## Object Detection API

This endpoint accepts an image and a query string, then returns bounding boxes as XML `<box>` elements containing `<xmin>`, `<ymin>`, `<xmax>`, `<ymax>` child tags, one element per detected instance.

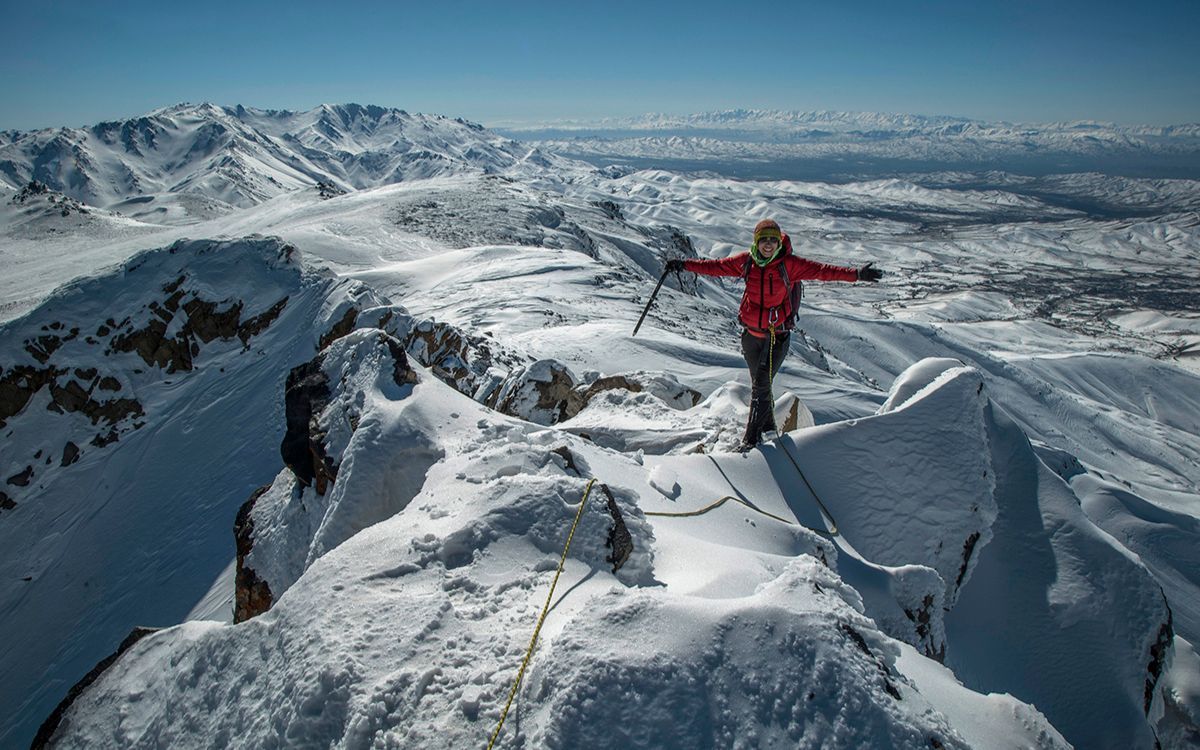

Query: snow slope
<box><xmin>3</xmin><ymin>104</ymin><xmax>1199</xmax><ymax>748</ymax></box>
<box><xmin>39</xmin><ymin>316</ymin><xmax>1078</xmax><ymax>749</ymax></box>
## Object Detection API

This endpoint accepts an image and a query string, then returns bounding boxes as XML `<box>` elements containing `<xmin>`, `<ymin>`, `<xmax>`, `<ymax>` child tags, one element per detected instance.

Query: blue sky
<box><xmin>1</xmin><ymin>0</ymin><xmax>1197</xmax><ymax>130</ymax></box>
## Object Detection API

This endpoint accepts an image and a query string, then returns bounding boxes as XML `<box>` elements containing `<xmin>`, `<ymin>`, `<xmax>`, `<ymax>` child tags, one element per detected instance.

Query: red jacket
<box><xmin>683</xmin><ymin>234</ymin><xmax>858</xmax><ymax>336</ymax></box>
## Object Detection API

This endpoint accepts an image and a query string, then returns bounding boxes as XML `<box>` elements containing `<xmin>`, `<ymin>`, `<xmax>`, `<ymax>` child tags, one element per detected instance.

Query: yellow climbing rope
<box><xmin>487</xmin><ymin>478</ymin><xmax>597</xmax><ymax>750</ymax></box>
<box><xmin>644</xmin><ymin>494</ymin><xmax>795</xmax><ymax>526</ymax></box>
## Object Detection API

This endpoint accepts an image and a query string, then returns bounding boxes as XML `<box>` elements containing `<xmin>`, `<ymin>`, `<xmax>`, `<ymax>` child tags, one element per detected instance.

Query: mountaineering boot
<box><xmin>735</xmin><ymin>438</ymin><xmax>758</xmax><ymax>453</ymax></box>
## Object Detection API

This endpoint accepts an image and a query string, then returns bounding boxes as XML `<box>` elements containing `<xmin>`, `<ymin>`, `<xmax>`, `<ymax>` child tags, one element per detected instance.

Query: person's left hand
<box><xmin>858</xmin><ymin>262</ymin><xmax>883</xmax><ymax>282</ymax></box>
<box><xmin>665</xmin><ymin>259</ymin><xmax>686</xmax><ymax>273</ymax></box>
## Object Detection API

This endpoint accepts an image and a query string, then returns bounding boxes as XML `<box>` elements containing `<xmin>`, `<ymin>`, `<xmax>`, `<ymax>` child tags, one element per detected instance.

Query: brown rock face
<box><xmin>280</xmin><ymin>357</ymin><xmax>332</xmax><ymax>491</ymax></box>
<box><xmin>318</xmin><ymin>306</ymin><xmax>359</xmax><ymax>350</ymax></box>
<box><xmin>0</xmin><ymin>366</ymin><xmax>62</xmax><ymax>428</ymax></box>
<box><xmin>405</xmin><ymin>318</ymin><xmax>529</xmax><ymax>401</ymax></box>
<box><xmin>109</xmin><ymin>283</ymin><xmax>289</xmax><ymax>372</ymax></box>
<box><xmin>233</xmin><ymin>485</ymin><xmax>275</xmax><ymax>623</ymax></box>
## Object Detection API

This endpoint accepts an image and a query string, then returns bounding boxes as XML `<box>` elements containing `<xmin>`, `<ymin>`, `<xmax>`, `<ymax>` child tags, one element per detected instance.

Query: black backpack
<box><xmin>742</xmin><ymin>257</ymin><xmax>803</xmax><ymax>330</ymax></box>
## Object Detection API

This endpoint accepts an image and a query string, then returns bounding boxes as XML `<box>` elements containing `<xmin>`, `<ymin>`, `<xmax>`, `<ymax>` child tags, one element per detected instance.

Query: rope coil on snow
<box><xmin>487</xmin><ymin>478</ymin><xmax>597</xmax><ymax>749</ymax></box>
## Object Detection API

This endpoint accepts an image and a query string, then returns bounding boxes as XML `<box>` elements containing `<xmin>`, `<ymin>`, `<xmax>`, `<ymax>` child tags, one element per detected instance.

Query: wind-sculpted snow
<box><xmin>944</xmin><ymin>402</ymin><xmax>1172</xmax><ymax>749</ymax></box>
<box><xmin>807</xmin><ymin>360</ymin><xmax>996</xmax><ymax>608</ymax></box>
<box><xmin>526</xmin><ymin>558</ymin><xmax>971</xmax><ymax>750</ymax></box>
<box><xmin>40</xmin><ymin>355</ymin><xmax>1074</xmax><ymax>749</ymax></box>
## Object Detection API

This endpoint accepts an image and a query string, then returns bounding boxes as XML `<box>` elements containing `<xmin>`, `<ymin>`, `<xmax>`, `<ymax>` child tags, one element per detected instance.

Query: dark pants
<box><xmin>740</xmin><ymin>328</ymin><xmax>789</xmax><ymax>444</ymax></box>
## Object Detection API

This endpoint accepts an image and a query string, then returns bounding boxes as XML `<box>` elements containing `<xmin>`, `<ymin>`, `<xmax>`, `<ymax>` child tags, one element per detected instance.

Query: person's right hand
<box><xmin>858</xmin><ymin>262</ymin><xmax>883</xmax><ymax>282</ymax></box>
<box><xmin>665</xmin><ymin>259</ymin><xmax>686</xmax><ymax>273</ymax></box>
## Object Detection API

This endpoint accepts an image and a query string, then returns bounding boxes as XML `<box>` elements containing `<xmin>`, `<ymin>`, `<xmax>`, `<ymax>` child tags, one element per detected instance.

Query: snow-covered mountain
<box><xmin>2</xmin><ymin>104</ymin><xmax>1200</xmax><ymax>748</ymax></box>
<box><xmin>0</xmin><ymin>103</ymin><xmax>570</xmax><ymax>221</ymax></box>
<box><xmin>498</xmin><ymin>109</ymin><xmax>1200</xmax><ymax>181</ymax></box>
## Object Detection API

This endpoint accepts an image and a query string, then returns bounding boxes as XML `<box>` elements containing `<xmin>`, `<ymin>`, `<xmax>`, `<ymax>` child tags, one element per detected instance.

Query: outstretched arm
<box><xmin>678</xmin><ymin>253</ymin><xmax>751</xmax><ymax>278</ymax></box>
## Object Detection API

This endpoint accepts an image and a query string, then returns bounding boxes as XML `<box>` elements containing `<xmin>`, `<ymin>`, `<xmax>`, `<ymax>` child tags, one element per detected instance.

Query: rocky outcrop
<box><xmin>280</xmin><ymin>357</ymin><xmax>334</xmax><ymax>492</ymax></box>
<box><xmin>9</xmin><ymin>180</ymin><xmax>88</xmax><ymax>216</ymax></box>
<box><xmin>491</xmin><ymin>359</ymin><xmax>578</xmax><ymax>426</ymax></box>
<box><xmin>404</xmin><ymin>317</ymin><xmax>530</xmax><ymax>401</ymax></box>
<box><xmin>1145</xmin><ymin>604</ymin><xmax>1174</xmax><ymax>715</ymax></box>
<box><xmin>235</xmin><ymin>328</ymin><xmax>423</xmax><ymax>621</ymax></box>
<box><xmin>562</xmin><ymin>372</ymin><xmax>701</xmax><ymax>421</ymax></box>
<box><xmin>318</xmin><ymin>306</ymin><xmax>358</xmax><ymax>351</ymax></box>
<box><xmin>109</xmin><ymin>276</ymin><xmax>288</xmax><ymax>372</ymax></box>
<box><xmin>315</xmin><ymin>180</ymin><xmax>346</xmax><ymax>199</ymax></box>
<box><xmin>233</xmin><ymin>486</ymin><xmax>274</xmax><ymax>623</ymax></box>
<box><xmin>1</xmin><ymin>248</ymin><xmax>296</xmax><ymax>524</ymax></box>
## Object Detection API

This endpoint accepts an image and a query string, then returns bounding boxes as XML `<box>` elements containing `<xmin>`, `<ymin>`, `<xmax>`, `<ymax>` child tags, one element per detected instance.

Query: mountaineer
<box><xmin>666</xmin><ymin>219</ymin><xmax>883</xmax><ymax>452</ymax></box>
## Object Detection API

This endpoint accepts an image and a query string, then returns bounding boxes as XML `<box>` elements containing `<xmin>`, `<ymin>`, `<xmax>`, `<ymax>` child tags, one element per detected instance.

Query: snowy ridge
<box><xmin>38</xmin><ymin>315</ymin><xmax>1087</xmax><ymax>748</ymax></box>
<box><xmin>0</xmin><ymin>103</ymin><xmax>576</xmax><ymax>220</ymax></box>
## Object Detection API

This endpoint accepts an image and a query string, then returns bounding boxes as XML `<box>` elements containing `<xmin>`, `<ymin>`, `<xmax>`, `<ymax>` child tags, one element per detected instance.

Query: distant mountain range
<box><xmin>0</xmin><ymin>103</ymin><xmax>567</xmax><ymax>212</ymax></box>
<box><xmin>498</xmin><ymin>107</ymin><xmax>1200</xmax><ymax>138</ymax></box>
<box><xmin>495</xmin><ymin>109</ymin><xmax>1200</xmax><ymax>180</ymax></box>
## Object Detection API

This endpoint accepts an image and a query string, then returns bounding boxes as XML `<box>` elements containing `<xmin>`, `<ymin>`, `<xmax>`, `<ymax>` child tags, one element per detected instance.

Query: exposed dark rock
<box><xmin>281</xmin><ymin>357</ymin><xmax>332</xmax><ymax>491</ymax></box>
<box><xmin>561</xmin><ymin>373</ymin><xmax>701</xmax><ymax>421</ymax></box>
<box><xmin>405</xmin><ymin>318</ymin><xmax>530</xmax><ymax>402</ymax></box>
<box><xmin>0</xmin><ymin>366</ymin><xmax>63</xmax><ymax>427</ymax></box>
<box><xmin>315</xmin><ymin>180</ymin><xmax>347</xmax><ymax>199</ymax></box>
<box><xmin>1</xmin><ymin>491</ymin><xmax>15</xmax><ymax>511</ymax></box>
<box><xmin>11</xmin><ymin>179</ymin><xmax>50</xmax><ymax>203</ymax></box>
<box><xmin>24</xmin><ymin>334</ymin><xmax>63</xmax><ymax>364</ymax></box>
<box><xmin>318</xmin><ymin>306</ymin><xmax>358</xmax><ymax>351</ymax></box>
<box><xmin>494</xmin><ymin>361</ymin><xmax>576</xmax><ymax>425</ymax></box>
<box><xmin>385</xmin><ymin>336</ymin><xmax>418</xmax><ymax>387</ymax></box>
<box><xmin>1145</xmin><ymin>604</ymin><xmax>1174</xmax><ymax>715</ymax></box>
<box><xmin>61</xmin><ymin>441</ymin><xmax>80</xmax><ymax>467</ymax></box>
<box><xmin>90</xmin><ymin>428</ymin><xmax>120</xmax><ymax>447</ymax></box>
<box><xmin>840</xmin><ymin>622</ymin><xmax>902</xmax><ymax>700</ymax></box>
<box><xmin>551</xmin><ymin>445</ymin><xmax>581</xmax><ymax>476</ymax></box>
<box><xmin>563</xmin><ymin>375</ymin><xmax>644</xmax><ymax>420</ymax></box>
<box><xmin>237</xmin><ymin>297</ymin><xmax>288</xmax><ymax>347</ymax></box>
<box><xmin>593</xmin><ymin>199</ymin><xmax>624</xmax><ymax>220</ymax></box>
<box><xmin>233</xmin><ymin>485</ymin><xmax>275</xmax><ymax>623</ymax></box>
<box><xmin>903</xmin><ymin>594</ymin><xmax>945</xmax><ymax>662</ymax></box>
<box><xmin>110</xmin><ymin>317</ymin><xmax>192</xmax><ymax>372</ymax></box>
<box><xmin>955</xmin><ymin>532</ymin><xmax>982</xmax><ymax>591</ymax></box>
<box><xmin>47</xmin><ymin>375</ymin><xmax>144</xmax><ymax>427</ymax></box>
<box><xmin>97</xmin><ymin>376</ymin><xmax>121</xmax><ymax>391</ymax></box>
<box><xmin>73</xmin><ymin>367</ymin><xmax>97</xmax><ymax>381</ymax></box>
<box><xmin>32</xmin><ymin>626</ymin><xmax>161</xmax><ymax>749</ymax></box>
<box><xmin>180</xmin><ymin>297</ymin><xmax>242</xmax><ymax>344</ymax></box>
<box><xmin>49</xmin><ymin>380</ymin><xmax>90</xmax><ymax>412</ymax></box>
<box><xmin>7</xmin><ymin>465</ymin><xmax>33</xmax><ymax>487</ymax></box>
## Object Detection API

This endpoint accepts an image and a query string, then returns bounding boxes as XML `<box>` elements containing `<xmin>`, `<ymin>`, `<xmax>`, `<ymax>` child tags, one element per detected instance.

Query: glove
<box><xmin>665</xmin><ymin>259</ymin><xmax>686</xmax><ymax>273</ymax></box>
<box><xmin>858</xmin><ymin>262</ymin><xmax>883</xmax><ymax>282</ymax></box>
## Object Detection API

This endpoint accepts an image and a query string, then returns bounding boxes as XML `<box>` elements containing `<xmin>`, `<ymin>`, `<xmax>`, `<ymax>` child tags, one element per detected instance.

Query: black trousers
<box><xmin>740</xmin><ymin>328</ymin><xmax>790</xmax><ymax>444</ymax></box>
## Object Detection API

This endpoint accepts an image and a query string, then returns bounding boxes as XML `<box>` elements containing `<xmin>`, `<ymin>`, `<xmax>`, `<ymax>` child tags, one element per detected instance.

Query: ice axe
<box><xmin>632</xmin><ymin>268</ymin><xmax>670</xmax><ymax>337</ymax></box>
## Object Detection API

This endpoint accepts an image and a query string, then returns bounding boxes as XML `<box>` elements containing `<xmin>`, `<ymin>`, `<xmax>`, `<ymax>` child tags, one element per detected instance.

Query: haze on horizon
<box><xmin>2</xmin><ymin>0</ymin><xmax>1198</xmax><ymax>132</ymax></box>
